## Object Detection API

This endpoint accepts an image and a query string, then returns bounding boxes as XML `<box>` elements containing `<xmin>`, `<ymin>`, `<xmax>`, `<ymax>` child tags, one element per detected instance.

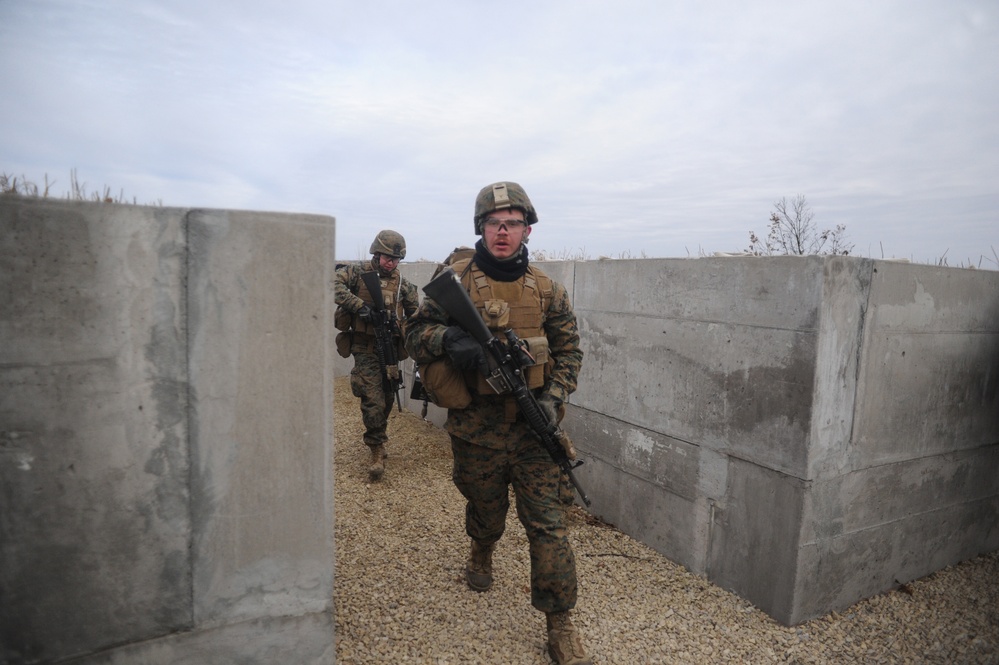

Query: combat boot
<box><xmin>546</xmin><ymin>611</ymin><xmax>592</xmax><ymax>665</ymax></box>
<box><xmin>465</xmin><ymin>540</ymin><xmax>494</xmax><ymax>592</ymax></box>
<box><xmin>368</xmin><ymin>445</ymin><xmax>385</xmax><ymax>481</ymax></box>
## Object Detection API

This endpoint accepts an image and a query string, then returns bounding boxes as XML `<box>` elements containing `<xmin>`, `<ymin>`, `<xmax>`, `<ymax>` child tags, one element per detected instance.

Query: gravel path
<box><xmin>333</xmin><ymin>378</ymin><xmax>999</xmax><ymax>664</ymax></box>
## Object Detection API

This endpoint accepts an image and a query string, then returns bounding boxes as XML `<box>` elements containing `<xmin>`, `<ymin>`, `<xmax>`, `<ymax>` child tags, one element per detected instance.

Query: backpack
<box><xmin>432</xmin><ymin>246</ymin><xmax>475</xmax><ymax>279</ymax></box>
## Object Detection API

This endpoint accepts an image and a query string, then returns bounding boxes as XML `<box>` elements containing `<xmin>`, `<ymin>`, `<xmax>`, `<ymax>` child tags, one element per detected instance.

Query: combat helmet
<box><xmin>473</xmin><ymin>181</ymin><xmax>538</xmax><ymax>234</ymax></box>
<box><xmin>369</xmin><ymin>229</ymin><xmax>407</xmax><ymax>259</ymax></box>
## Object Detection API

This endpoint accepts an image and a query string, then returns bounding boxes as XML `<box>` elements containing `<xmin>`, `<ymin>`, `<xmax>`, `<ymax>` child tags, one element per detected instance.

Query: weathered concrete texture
<box><xmin>792</xmin><ymin>260</ymin><xmax>999</xmax><ymax>621</ymax></box>
<box><xmin>796</xmin><ymin>447</ymin><xmax>999</xmax><ymax>617</ymax></box>
<box><xmin>708</xmin><ymin>458</ymin><xmax>807</xmax><ymax>619</ymax></box>
<box><xmin>1</xmin><ymin>200</ymin><xmax>191</xmax><ymax>662</ymax></box>
<box><xmin>566</xmin><ymin>256</ymin><xmax>999</xmax><ymax>625</ymax></box>
<box><xmin>804</xmin><ymin>257</ymin><xmax>872</xmax><ymax>478</ymax></box>
<box><xmin>573</xmin><ymin>404</ymin><xmax>701</xmax><ymax>564</ymax></box>
<box><xmin>399</xmin><ymin>254</ymin><xmax>999</xmax><ymax>626</ymax></box>
<box><xmin>854</xmin><ymin>262</ymin><xmax>999</xmax><ymax>461</ymax></box>
<box><xmin>0</xmin><ymin>198</ymin><xmax>335</xmax><ymax>664</ymax></box>
<box><xmin>564</xmin><ymin>257</ymin><xmax>828</xmax><ymax>623</ymax></box>
<box><xmin>186</xmin><ymin>209</ymin><xmax>334</xmax><ymax>627</ymax></box>
<box><xmin>65</xmin><ymin>612</ymin><xmax>335</xmax><ymax>665</ymax></box>
<box><xmin>571</xmin><ymin>257</ymin><xmax>822</xmax><ymax>478</ymax></box>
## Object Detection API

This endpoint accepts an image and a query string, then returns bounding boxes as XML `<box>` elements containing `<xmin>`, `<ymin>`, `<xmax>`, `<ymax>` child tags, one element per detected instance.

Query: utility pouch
<box><xmin>335</xmin><ymin>331</ymin><xmax>352</xmax><ymax>358</ymax></box>
<box><xmin>522</xmin><ymin>336</ymin><xmax>549</xmax><ymax>390</ymax></box>
<box><xmin>481</xmin><ymin>299</ymin><xmax>510</xmax><ymax>330</ymax></box>
<box><xmin>422</xmin><ymin>357</ymin><xmax>473</xmax><ymax>409</ymax></box>
<box><xmin>334</xmin><ymin>306</ymin><xmax>352</xmax><ymax>332</ymax></box>
<box><xmin>522</xmin><ymin>336</ymin><xmax>549</xmax><ymax>365</ymax></box>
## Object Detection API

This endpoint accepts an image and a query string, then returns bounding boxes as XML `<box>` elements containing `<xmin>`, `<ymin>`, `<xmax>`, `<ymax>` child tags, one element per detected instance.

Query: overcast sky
<box><xmin>2</xmin><ymin>1</ymin><xmax>997</xmax><ymax>266</ymax></box>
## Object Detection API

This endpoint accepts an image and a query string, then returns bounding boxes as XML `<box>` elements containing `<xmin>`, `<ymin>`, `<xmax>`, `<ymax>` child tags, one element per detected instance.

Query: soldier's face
<box><xmin>481</xmin><ymin>209</ymin><xmax>530</xmax><ymax>260</ymax></box>
<box><xmin>378</xmin><ymin>254</ymin><xmax>400</xmax><ymax>272</ymax></box>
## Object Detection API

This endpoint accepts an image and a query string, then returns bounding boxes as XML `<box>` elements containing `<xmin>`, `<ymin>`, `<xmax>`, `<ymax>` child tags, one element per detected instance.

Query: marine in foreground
<box><xmin>405</xmin><ymin>182</ymin><xmax>591</xmax><ymax>664</ymax></box>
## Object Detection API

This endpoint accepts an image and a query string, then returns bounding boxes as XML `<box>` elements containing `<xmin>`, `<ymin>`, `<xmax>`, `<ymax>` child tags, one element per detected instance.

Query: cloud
<box><xmin>1</xmin><ymin>0</ymin><xmax>996</xmax><ymax>265</ymax></box>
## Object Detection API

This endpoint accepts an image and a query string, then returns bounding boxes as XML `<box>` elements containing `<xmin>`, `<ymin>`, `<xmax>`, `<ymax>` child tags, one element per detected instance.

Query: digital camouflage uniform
<box><xmin>404</xmin><ymin>259</ymin><xmax>583</xmax><ymax>614</ymax></box>
<box><xmin>334</xmin><ymin>257</ymin><xmax>419</xmax><ymax>448</ymax></box>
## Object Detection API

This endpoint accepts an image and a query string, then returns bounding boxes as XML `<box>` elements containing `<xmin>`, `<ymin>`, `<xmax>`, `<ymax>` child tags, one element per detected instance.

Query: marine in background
<box><xmin>334</xmin><ymin>230</ymin><xmax>419</xmax><ymax>481</ymax></box>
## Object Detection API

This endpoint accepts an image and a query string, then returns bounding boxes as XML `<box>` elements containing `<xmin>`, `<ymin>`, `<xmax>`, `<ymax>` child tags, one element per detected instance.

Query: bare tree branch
<box><xmin>746</xmin><ymin>195</ymin><xmax>853</xmax><ymax>256</ymax></box>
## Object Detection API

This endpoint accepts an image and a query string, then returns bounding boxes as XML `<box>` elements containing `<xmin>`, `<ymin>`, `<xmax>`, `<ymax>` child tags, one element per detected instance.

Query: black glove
<box><xmin>443</xmin><ymin>326</ymin><xmax>488</xmax><ymax>375</ymax></box>
<box><xmin>537</xmin><ymin>392</ymin><xmax>563</xmax><ymax>424</ymax></box>
<box><xmin>357</xmin><ymin>305</ymin><xmax>373</xmax><ymax>322</ymax></box>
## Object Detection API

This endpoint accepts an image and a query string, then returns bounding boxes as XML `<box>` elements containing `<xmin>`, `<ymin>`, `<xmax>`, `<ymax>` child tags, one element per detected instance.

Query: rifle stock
<box><xmin>422</xmin><ymin>268</ymin><xmax>493</xmax><ymax>345</ymax></box>
<box><xmin>422</xmin><ymin>267</ymin><xmax>591</xmax><ymax>506</ymax></box>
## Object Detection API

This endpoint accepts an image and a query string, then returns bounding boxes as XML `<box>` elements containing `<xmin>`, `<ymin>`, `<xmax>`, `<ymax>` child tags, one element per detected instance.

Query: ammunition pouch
<box><xmin>334</xmin><ymin>309</ymin><xmax>408</xmax><ymax>361</ymax></box>
<box><xmin>334</xmin><ymin>306</ymin><xmax>352</xmax><ymax>332</ymax></box>
<box><xmin>481</xmin><ymin>299</ymin><xmax>510</xmax><ymax>329</ymax></box>
<box><xmin>335</xmin><ymin>331</ymin><xmax>352</xmax><ymax>358</ymax></box>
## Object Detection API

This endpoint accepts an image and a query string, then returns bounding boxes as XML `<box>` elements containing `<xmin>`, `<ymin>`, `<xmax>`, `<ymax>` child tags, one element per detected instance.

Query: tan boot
<box><xmin>368</xmin><ymin>445</ymin><xmax>385</xmax><ymax>481</ymax></box>
<box><xmin>546</xmin><ymin>611</ymin><xmax>592</xmax><ymax>665</ymax></box>
<box><xmin>465</xmin><ymin>540</ymin><xmax>494</xmax><ymax>592</ymax></box>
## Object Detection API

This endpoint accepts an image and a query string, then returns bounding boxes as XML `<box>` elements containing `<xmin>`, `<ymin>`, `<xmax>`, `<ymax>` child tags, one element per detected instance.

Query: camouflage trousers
<box><xmin>350</xmin><ymin>353</ymin><xmax>394</xmax><ymax>447</ymax></box>
<box><xmin>450</xmin><ymin>433</ymin><xmax>578</xmax><ymax>614</ymax></box>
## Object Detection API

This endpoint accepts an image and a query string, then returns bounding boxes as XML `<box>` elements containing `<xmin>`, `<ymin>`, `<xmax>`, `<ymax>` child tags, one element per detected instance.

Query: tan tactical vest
<box><xmin>450</xmin><ymin>257</ymin><xmax>554</xmax><ymax>395</ymax></box>
<box><xmin>339</xmin><ymin>267</ymin><xmax>407</xmax><ymax>356</ymax></box>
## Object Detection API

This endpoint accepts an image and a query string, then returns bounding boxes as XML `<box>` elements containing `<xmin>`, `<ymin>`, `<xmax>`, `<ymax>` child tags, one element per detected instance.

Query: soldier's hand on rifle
<box><xmin>443</xmin><ymin>326</ymin><xmax>489</xmax><ymax>375</ymax></box>
<box><xmin>357</xmin><ymin>305</ymin><xmax>373</xmax><ymax>322</ymax></box>
<box><xmin>537</xmin><ymin>392</ymin><xmax>564</xmax><ymax>425</ymax></box>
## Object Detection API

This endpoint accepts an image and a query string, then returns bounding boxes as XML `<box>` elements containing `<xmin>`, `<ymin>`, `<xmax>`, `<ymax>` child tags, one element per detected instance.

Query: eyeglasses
<box><xmin>482</xmin><ymin>218</ymin><xmax>527</xmax><ymax>231</ymax></box>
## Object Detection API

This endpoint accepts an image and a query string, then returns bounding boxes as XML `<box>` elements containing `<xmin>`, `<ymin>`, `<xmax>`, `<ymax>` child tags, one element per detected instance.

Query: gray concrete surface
<box><xmin>3</xmin><ymin>196</ymin><xmax>995</xmax><ymax>663</ymax></box>
<box><xmin>396</xmin><ymin>254</ymin><xmax>999</xmax><ymax>625</ymax></box>
<box><xmin>0</xmin><ymin>198</ymin><xmax>335</xmax><ymax>664</ymax></box>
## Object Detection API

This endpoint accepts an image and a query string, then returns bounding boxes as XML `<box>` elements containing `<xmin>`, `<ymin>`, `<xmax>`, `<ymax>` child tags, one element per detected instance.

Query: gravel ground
<box><xmin>333</xmin><ymin>377</ymin><xmax>999</xmax><ymax>664</ymax></box>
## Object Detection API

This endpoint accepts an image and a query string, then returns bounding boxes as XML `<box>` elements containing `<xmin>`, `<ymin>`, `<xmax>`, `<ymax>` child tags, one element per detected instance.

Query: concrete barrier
<box><xmin>0</xmin><ymin>198</ymin><xmax>335</xmax><ymax>663</ymax></box>
<box><xmin>397</xmin><ymin>254</ymin><xmax>999</xmax><ymax>625</ymax></box>
<box><xmin>4</xmin><ymin>195</ymin><xmax>995</xmax><ymax>657</ymax></box>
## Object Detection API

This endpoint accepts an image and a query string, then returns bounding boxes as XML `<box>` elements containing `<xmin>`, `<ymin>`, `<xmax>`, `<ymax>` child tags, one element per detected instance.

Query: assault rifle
<box><xmin>360</xmin><ymin>271</ymin><xmax>404</xmax><ymax>412</ymax></box>
<box><xmin>423</xmin><ymin>267</ymin><xmax>591</xmax><ymax>506</ymax></box>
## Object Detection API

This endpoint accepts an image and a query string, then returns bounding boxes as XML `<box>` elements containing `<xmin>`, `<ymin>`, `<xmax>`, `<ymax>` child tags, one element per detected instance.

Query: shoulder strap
<box><xmin>432</xmin><ymin>246</ymin><xmax>476</xmax><ymax>279</ymax></box>
<box><xmin>526</xmin><ymin>265</ymin><xmax>554</xmax><ymax>312</ymax></box>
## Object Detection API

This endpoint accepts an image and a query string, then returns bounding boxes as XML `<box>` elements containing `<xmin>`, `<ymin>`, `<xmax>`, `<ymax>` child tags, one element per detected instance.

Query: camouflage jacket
<box><xmin>404</xmin><ymin>264</ymin><xmax>583</xmax><ymax>449</ymax></box>
<box><xmin>333</xmin><ymin>259</ymin><xmax>420</xmax><ymax>352</ymax></box>
<box><xmin>334</xmin><ymin>259</ymin><xmax>419</xmax><ymax>337</ymax></box>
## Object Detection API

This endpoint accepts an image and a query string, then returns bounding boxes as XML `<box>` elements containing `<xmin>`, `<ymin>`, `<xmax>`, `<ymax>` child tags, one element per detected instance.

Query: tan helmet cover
<box><xmin>370</xmin><ymin>229</ymin><xmax>407</xmax><ymax>259</ymax></box>
<box><xmin>473</xmin><ymin>181</ymin><xmax>538</xmax><ymax>234</ymax></box>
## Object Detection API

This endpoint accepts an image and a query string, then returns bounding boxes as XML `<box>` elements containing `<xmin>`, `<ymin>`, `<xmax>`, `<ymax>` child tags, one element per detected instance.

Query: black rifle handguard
<box><xmin>360</xmin><ymin>271</ymin><xmax>404</xmax><ymax>412</ymax></box>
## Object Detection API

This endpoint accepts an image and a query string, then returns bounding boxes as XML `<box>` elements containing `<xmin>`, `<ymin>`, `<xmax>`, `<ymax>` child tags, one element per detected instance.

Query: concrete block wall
<box><xmin>792</xmin><ymin>260</ymin><xmax>999</xmax><ymax>621</ymax></box>
<box><xmin>0</xmin><ymin>198</ymin><xmax>336</xmax><ymax>664</ymax></box>
<box><xmin>397</xmin><ymin>255</ymin><xmax>999</xmax><ymax>625</ymax></box>
<box><xmin>7</xmin><ymin>195</ymin><xmax>993</xmax><ymax>660</ymax></box>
